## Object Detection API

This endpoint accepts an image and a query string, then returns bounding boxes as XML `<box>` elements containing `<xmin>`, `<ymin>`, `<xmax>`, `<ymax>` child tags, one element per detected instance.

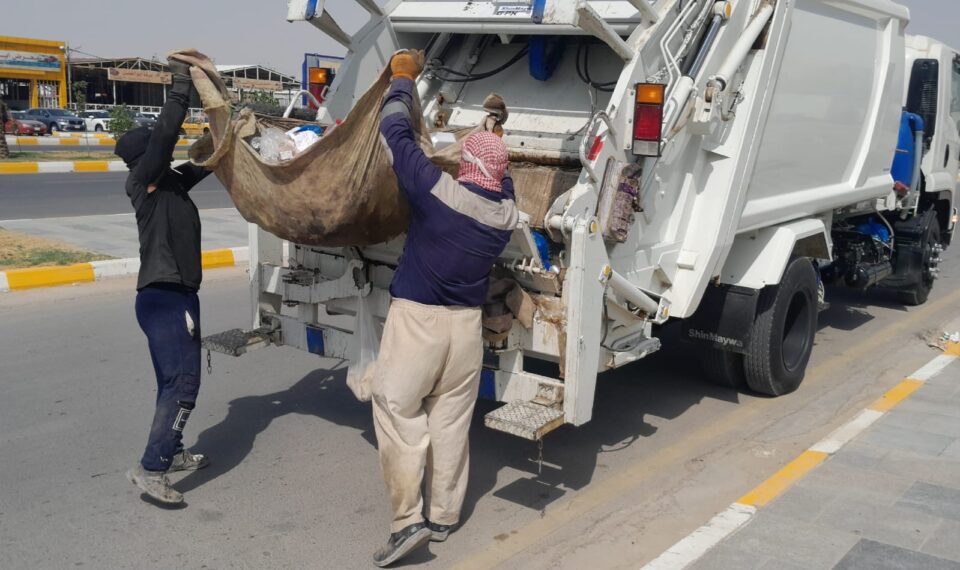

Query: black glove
<box><xmin>167</xmin><ymin>57</ymin><xmax>195</xmax><ymax>99</ymax></box>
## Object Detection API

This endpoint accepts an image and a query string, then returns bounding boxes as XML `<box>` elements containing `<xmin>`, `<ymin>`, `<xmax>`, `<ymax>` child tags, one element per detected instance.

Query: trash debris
<box><xmin>256</xmin><ymin>126</ymin><xmax>297</xmax><ymax>162</ymax></box>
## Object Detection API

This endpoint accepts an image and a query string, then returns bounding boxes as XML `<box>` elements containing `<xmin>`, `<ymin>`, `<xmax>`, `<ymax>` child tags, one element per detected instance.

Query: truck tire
<box><xmin>700</xmin><ymin>347</ymin><xmax>746</xmax><ymax>389</ymax></box>
<box><xmin>744</xmin><ymin>258</ymin><xmax>818</xmax><ymax>396</ymax></box>
<box><xmin>898</xmin><ymin>217</ymin><xmax>941</xmax><ymax>306</ymax></box>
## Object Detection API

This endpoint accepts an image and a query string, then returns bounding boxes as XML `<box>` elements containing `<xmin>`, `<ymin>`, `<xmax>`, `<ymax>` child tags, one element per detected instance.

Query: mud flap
<box><xmin>682</xmin><ymin>285</ymin><xmax>759</xmax><ymax>354</ymax></box>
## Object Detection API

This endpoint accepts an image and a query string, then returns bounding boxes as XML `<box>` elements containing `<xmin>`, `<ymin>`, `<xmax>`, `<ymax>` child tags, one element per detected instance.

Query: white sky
<box><xmin>3</xmin><ymin>0</ymin><xmax>958</xmax><ymax>78</ymax></box>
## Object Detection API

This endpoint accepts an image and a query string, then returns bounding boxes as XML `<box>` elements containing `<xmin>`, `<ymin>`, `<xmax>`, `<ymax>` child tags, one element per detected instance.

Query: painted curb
<box><xmin>5</xmin><ymin>135</ymin><xmax>193</xmax><ymax>146</ymax></box>
<box><xmin>0</xmin><ymin>247</ymin><xmax>248</xmax><ymax>293</ymax></box>
<box><xmin>641</xmin><ymin>341</ymin><xmax>960</xmax><ymax>570</ymax></box>
<box><xmin>0</xmin><ymin>159</ymin><xmax>188</xmax><ymax>175</ymax></box>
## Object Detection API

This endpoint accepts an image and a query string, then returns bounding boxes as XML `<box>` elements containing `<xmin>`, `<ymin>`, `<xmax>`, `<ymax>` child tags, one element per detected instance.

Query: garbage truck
<box><xmin>204</xmin><ymin>0</ymin><xmax>958</xmax><ymax>441</ymax></box>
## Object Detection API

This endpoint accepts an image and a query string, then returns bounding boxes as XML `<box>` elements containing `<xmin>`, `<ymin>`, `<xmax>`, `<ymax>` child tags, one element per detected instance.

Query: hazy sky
<box><xmin>4</xmin><ymin>0</ymin><xmax>958</xmax><ymax>79</ymax></box>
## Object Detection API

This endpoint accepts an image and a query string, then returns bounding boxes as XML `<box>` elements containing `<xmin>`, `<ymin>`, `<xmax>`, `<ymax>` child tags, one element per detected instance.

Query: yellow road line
<box><xmin>73</xmin><ymin>161</ymin><xmax>110</xmax><ymax>172</ymax></box>
<box><xmin>868</xmin><ymin>379</ymin><xmax>924</xmax><ymax>412</ymax></box>
<box><xmin>15</xmin><ymin>137</ymin><xmax>38</xmax><ymax>145</ymax></box>
<box><xmin>5</xmin><ymin>263</ymin><xmax>96</xmax><ymax>290</ymax></box>
<box><xmin>201</xmin><ymin>249</ymin><xmax>236</xmax><ymax>269</ymax></box>
<box><xmin>0</xmin><ymin>162</ymin><xmax>40</xmax><ymax>174</ymax></box>
<box><xmin>737</xmin><ymin>451</ymin><xmax>829</xmax><ymax>507</ymax></box>
<box><xmin>98</xmin><ymin>138</ymin><xmax>116</xmax><ymax>146</ymax></box>
<box><xmin>58</xmin><ymin>138</ymin><xmax>80</xmax><ymax>146</ymax></box>
<box><xmin>946</xmin><ymin>342</ymin><xmax>960</xmax><ymax>357</ymax></box>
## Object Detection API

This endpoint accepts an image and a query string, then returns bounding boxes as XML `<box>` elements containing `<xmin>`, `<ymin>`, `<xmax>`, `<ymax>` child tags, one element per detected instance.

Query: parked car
<box><xmin>4</xmin><ymin>111</ymin><xmax>47</xmax><ymax>136</ymax></box>
<box><xmin>180</xmin><ymin>116</ymin><xmax>210</xmax><ymax>137</ymax></box>
<box><xmin>133</xmin><ymin>112</ymin><xmax>157</xmax><ymax>129</ymax></box>
<box><xmin>79</xmin><ymin>110</ymin><xmax>113</xmax><ymax>132</ymax></box>
<box><xmin>21</xmin><ymin>108</ymin><xmax>86</xmax><ymax>133</ymax></box>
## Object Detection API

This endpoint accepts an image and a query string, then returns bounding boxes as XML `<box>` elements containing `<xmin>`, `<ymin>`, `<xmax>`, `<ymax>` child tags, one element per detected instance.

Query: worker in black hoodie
<box><xmin>116</xmin><ymin>56</ymin><xmax>212</xmax><ymax>505</ymax></box>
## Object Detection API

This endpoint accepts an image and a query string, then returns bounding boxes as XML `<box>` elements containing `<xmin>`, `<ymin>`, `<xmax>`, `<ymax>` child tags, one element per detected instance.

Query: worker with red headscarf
<box><xmin>370</xmin><ymin>50</ymin><xmax>517</xmax><ymax>567</ymax></box>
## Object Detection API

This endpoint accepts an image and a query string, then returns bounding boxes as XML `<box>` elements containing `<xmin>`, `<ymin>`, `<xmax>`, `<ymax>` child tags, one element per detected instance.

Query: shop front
<box><xmin>0</xmin><ymin>36</ymin><xmax>67</xmax><ymax>110</ymax></box>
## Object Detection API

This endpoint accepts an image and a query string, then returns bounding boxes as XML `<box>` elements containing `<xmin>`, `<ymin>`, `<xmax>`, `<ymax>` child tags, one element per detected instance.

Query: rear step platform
<box><xmin>485</xmin><ymin>401</ymin><xmax>564</xmax><ymax>441</ymax></box>
<box><xmin>201</xmin><ymin>328</ymin><xmax>274</xmax><ymax>357</ymax></box>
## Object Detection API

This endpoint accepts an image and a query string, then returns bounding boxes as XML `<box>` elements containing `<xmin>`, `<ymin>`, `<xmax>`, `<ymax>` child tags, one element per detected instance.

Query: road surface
<box><xmin>0</xmin><ymin>172</ymin><xmax>234</xmax><ymax>220</ymax></box>
<box><xmin>0</xmin><ymin>244</ymin><xmax>958</xmax><ymax>569</ymax></box>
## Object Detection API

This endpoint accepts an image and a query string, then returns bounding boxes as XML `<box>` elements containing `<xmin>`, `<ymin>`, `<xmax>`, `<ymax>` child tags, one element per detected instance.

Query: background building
<box><xmin>0</xmin><ymin>36</ymin><xmax>67</xmax><ymax>110</ymax></box>
<box><xmin>70</xmin><ymin>56</ymin><xmax>176</xmax><ymax>110</ymax></box>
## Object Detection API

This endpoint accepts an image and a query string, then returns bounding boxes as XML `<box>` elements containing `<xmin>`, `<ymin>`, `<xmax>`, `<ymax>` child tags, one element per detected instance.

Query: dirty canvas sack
<box><xmin>345</xmin><ymin>293</ymin><xmax>381</xmax><ymax>402</ymax></box>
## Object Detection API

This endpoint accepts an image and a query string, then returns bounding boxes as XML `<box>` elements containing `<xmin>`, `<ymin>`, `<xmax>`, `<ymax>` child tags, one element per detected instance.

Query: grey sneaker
<box><xmin>169</xmin><ymin>450</ymin><xmax>209</xmax><ymax>472</ymax></box>
<box><xmin>126</xmin><ymin>464</ymin><xmax>183</xmax><ymax>504</ymax></box>
<box><xmin>372</xmin><ymin>522</ymin><xmax>431</xmax><ymax>567</ymax></box>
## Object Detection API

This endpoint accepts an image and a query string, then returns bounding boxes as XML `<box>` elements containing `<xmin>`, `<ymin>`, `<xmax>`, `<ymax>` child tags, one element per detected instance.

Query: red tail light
<box><xmin>632</xmin><ymin>83</ymin><xmax>665</xmax><ymax>157</ymax></box>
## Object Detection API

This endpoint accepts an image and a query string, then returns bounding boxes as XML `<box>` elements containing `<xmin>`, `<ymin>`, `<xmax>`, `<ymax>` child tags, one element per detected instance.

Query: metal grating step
<box><xmin>201</xmin><ymin>328</ymin><xmax>273</xmax><ymax>357</ymax></box>
<box><xmin>485</xmin><ymin>400</ymin><xmax>565</xmax><ymax>441</ymax></box>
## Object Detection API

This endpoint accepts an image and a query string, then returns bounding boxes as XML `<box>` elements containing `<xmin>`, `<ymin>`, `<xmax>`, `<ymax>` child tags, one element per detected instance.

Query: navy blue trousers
<box><xmin>135</xmin><ymin>284</ymin><xmax>201</xmax><ymax>472</ymax></box>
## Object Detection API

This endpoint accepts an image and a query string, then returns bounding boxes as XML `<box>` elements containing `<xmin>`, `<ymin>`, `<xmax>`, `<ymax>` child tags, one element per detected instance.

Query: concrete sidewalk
<box><xmin>0</xmin><ymin>208</ymin><xmax>247</xmax><ymax>258</ymax></box>
<box><xmin>690</xmin><ymin>352</ymin><xmax>960</xmax><ymax>570</ymax></box>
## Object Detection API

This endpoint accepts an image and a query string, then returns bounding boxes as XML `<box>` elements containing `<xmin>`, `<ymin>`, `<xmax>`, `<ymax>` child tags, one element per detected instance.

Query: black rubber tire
<box><xmin>95</xmin><ymin>124</ymin><xmax>103</xmax><ymax>132</ymax></box>
<box><xmin>744</xmin><ymin>258</ymin><xmax>818</xmax><ymax>397</ymax></box>
<box><xmin>898</xmin><ymin>217</ymin><xmax>940</xmax><ymax>306</ymax></box>
<box><xmin>701</xmin><ymin>347</ymin><xmax>746</xmax><ymax>389</ymax></box>
<box><xmin>48</xmin><ymin>123</ymin><xmax>58</xmax><ymax>133</ymax></box>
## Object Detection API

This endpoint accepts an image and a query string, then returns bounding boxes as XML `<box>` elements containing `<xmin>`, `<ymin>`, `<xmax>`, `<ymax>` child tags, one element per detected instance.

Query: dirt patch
<box><xmin>0</xmin><ymin>228</ymin><xmax>113</xmax><ymax>270</ymax></box>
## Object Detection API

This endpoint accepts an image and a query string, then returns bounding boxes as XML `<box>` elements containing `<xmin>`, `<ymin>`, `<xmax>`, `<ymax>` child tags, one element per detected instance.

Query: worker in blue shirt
<box><xmin>370</xmin><ymin>51</ymin><xmax>517</xmax><ymax>567</ymax></box>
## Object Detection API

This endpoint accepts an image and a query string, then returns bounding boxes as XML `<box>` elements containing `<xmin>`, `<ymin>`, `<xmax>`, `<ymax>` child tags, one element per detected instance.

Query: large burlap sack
<box><xmin>178</xmin><ymin>51</ymin><xmax>445</xmax><ymax>247</ymax></box>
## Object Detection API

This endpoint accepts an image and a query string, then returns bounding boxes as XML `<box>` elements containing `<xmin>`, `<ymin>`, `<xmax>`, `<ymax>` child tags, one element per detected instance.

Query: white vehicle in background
<box><xmin>79</xmin><ymin>110</ymin><xmax>112</xmax><ymax>133</ymax></box>
<box><xmin>206</xmin><ymin>0</ymin><xmax>958</xmax><ymax>441</ymax></box>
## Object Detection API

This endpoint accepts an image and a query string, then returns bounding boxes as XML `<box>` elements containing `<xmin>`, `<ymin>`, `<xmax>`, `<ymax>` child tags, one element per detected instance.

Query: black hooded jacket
<box><xmin>119</xmin><ymin>91</ymin><xmax>211</xmax><ymax>291</ymax></box>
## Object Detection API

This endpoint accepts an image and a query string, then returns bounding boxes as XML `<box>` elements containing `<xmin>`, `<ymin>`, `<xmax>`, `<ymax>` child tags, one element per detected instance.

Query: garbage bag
<box><xmin>345</xmin><ymin>293</ymin><xmax>381</xmax><ymax>402</ymax></box>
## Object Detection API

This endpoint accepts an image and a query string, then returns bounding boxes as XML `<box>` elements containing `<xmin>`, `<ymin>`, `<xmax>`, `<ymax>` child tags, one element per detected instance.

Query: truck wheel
<box><xmin>898</xmin><ymin>218</ymin><xmax>941</xmax><ymax>306</ymax></box>
<box><xmin>700</xmin><ymin>347</ymin><xmax>746</xmax><ymax>389</ymax></box>
<box><xmin>744</xmin><ymin>258</ymin><xmax>818</xmax><ymax>397</ymax></box>
<box><xmin>95</xmin><ymin>124</ymin><xmax>103</xmax><ymax>132</ymax></box>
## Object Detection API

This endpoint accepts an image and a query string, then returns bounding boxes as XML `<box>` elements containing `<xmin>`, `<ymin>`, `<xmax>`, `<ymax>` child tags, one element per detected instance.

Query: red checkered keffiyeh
<box><xmin>457</xmin><ymin>132</ymin><xmax>509</xmax><ymax>192</ymax></box>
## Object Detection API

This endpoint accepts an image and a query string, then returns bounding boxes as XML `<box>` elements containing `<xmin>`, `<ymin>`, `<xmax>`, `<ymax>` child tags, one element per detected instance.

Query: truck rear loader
<box><xmin>205</xmin><ymin>0</ymin><xmax>959</xmax><ymax>441</ymax></box>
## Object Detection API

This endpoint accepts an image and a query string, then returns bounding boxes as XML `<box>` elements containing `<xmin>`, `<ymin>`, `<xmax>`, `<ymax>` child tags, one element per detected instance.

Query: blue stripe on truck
<box><xmin>478</xmin><ymin>368</ymin><xmax>497</xmax><ymax>400</ymax></box>
<box><xmin>306</xmin><ymin>325</ymin><xmax>325</xmax><ymax>356</ymax></box>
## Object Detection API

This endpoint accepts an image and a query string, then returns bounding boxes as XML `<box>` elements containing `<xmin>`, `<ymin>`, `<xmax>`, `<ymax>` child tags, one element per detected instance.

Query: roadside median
<box><xmin>0</xmin><ymin>157</ymin><xmax>190</xmax><ymax>175</ymax></box>
<box><xmin>0</xmin><ymin>247</ymin><xmax>249</xmax><ymax>292</ymax></box>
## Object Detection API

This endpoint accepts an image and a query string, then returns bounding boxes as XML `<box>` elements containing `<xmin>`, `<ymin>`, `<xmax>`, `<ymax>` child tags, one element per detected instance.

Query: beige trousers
<box><xmin>372</xmin><ymin>298</ymin><xmax>483</xmax><ymax>533</ymax></box>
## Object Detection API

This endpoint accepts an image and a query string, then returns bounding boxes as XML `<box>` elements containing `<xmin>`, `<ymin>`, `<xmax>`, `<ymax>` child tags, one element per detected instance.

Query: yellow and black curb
<box><xmin>643</xmin><ymin>341</ymin><xmax>960</xmax><ymax>570</ymax></box>
<box><xmin>0</xmin><ymin>247</ymin><xmax>248</xmax><ymax>293</ymax></box>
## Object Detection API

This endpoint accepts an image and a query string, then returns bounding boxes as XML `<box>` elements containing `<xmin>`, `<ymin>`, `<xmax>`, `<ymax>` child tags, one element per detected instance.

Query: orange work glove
<box><xmin>390</xmin><ymin>50</ymin><xmax>423</xmax><ymax>81</ymax></box>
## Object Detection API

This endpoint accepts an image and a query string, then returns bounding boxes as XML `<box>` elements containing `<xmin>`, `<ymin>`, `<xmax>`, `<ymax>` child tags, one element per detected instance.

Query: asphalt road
<box><xmin>0</xmin><ymin>172</ymin><xmax>235</xmax><ymax>220</ymax></box>
<box><xmin>1</xmin><ymin>246</ymin><xmax>958</xmax><ymax>569</ymax></box>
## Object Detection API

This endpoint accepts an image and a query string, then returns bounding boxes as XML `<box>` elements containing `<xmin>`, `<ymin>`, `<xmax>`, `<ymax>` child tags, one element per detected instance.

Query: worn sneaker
<box><xmin>426</xmin><ymin>520</ymin><xmax>455</xmax><ymax>542</ymax></box>
<box><xmin>126</xmin><ymin>464</ymin><xmax>183</xmax><ymax>505</ymax></box>
<box><xmin>372</xmin><ymin>522</ymin><xmax>431</xmax><ymax>567</ymax></box>
<box><xmin>169</xmin><ymin>450</ymin><xmax>209</xmax><ymax>472</ymax></box>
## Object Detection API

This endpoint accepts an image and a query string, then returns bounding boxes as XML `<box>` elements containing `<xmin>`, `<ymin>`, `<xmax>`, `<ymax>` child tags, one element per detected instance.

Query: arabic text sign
<box><xmin>107</xmin><ymin>68</ymin><xmax>172</xmax><ymax>85</ymax></box>
<box><xmin>0</xmin><ymin>50</ymin><xmax>62</xmax><ymax>73</ymax></box>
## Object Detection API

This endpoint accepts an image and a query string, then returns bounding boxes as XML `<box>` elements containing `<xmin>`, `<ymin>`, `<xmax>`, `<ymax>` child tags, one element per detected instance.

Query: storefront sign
<box><xmin>0</xmin><ymin>50</ymin><xmax>61</xmax><ymax>72</ymax></box>
<box><xmin>107</xmin><ymin>67</ymin><xmax>172</xmax><ymax>85</ymax></box>
<box><xmin>233</xmin><ymin>77</ymin><xmax>283</xmax><ymax>91</ymax></box>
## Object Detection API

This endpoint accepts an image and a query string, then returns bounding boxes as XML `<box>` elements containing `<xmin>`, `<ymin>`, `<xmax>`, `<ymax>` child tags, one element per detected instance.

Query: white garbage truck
<box><xmin>205</xmin><ymin>0</ymin><xmax>958</xmax><ymax>440</ymax></box>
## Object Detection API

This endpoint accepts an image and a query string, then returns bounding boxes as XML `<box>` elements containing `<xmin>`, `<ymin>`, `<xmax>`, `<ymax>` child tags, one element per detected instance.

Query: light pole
<box><xmin>61</xmin><ymin>43</ymin><xmax>73</xmax><ymax>109</ymax></box>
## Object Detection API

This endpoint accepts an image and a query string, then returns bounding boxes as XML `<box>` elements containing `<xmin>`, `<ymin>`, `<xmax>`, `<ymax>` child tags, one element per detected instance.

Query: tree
<box><xmin>72</xmin><ymin>81</ymin><xmax>89</xmax><ymax>113</ymax></box>
<box><xmin>243</xmin><ymin>90</ymin><xmax>277</xmax><ymax>105</ymax></box>
<box><xmin>109</xmin><ymin>105</ymin><xmax>137</xmax><ymax>138</ymax></box>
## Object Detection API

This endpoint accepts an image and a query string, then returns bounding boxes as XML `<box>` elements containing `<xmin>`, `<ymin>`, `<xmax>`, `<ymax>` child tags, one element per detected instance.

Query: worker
<box><xmin>370</xmin><ymin>50</ymin><xmax>518</xmax><ymax>567</ymax></box>
<box><xmin>116</xmin><ymin>56</ymin><xmax>213</xmax><ymax>506</ymax></box>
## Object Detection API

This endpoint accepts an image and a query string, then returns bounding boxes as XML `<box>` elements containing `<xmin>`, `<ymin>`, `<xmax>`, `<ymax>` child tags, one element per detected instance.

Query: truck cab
<box><xmin>905</xmin><ymin>35</ymin><xmax>960</xmax><ymax>245</ymax></box>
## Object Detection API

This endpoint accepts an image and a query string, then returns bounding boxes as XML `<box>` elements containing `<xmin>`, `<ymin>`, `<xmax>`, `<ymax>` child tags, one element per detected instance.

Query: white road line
<box><xmin>641</xmin><ymin>503</ymin><xmax>757</xmax><ymax>570</ymax></box>
<box><xmin>0</xmin><ymin>273</ymin><xmax>9</xmax><ymax>293</ymax></box>
<box><xmin>909</xmin><ymin>354</ymin><xmax>957</xmax><ymax>381</ymax></box>
<box><xmin>808</xmin><ymin>409</ymin><xmax>884</xmax><ymax>454</ymax></box>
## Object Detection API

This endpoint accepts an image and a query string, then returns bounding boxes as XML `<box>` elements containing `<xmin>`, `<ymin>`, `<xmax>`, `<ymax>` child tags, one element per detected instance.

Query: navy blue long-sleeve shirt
<box><xmin>379</xmin><ymin>78</ymin><xmax>518</xmax><ymax>307</ymax></box>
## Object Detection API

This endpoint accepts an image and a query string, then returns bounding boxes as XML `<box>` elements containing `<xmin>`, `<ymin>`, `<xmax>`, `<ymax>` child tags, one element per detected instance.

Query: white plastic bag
<box><xmin>345</xmin><ymin>293</ymin><xmax>381</xmax><ymax>402</ymax></box>
<box><xmin>257</xmin><ymin>126</ymin><xmax>297</xmax><ymax>162</ymax></box>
